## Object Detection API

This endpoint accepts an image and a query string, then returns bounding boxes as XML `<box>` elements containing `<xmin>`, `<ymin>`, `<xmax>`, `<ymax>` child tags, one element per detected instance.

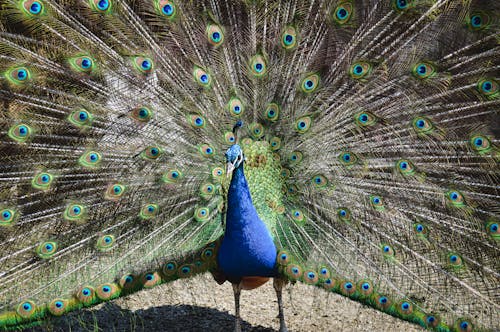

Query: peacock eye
<box><xmin>30</xmin><ymin>2</ymin><xmax>41</xmax><ymax>13</ymax></box>
<box><xmin>199</xmin><ymin>144</ymin><xmax>215</xmax><ymax>157</ymax></box>
<box><xmin>64</xmin><ymin>203</ymin><xmax>87</xmax><ymax>221</ymax></box>
<box><xmin>163</xmin><ymin>4</ymin><xmax>173</xmax><ymax>15</ymax></box>
<box><xmin>381</xmin><ymin>244</ymin><xmax>395</xmax><ymax>257</ymax></box>
<box><xmin>447</xmin><ymin>253</ymin><xmax>464</xmax><ymax>270</ymax></box>
<box><xmin>412</xmin><ymin>62</ymin><xmax>436</xmax><ymax>79</ymax></box>
<box><xmin>469</xmin><ymin>134</ymin><xmax>491</xmax><ymax>154</ymax></box>
<box><xmin>17</xmin><ymin>69</ymin><xmax>27</xmax><ymax>80</ymax></box>
<box><xmin>193</xmin><ymin>66</ymin><xmax>211</xmax><ymax>87</ymax></box>
<box><xmin>485</xmin><ymin>220</ymin><xmax>499</xmax><ymax>238</ymax></box>
<box><xmin>300</xmin><ymin>74</ymin><xmax>320</xmax><ymax>93</ymax></box>
<box><xmin>156</xmin><ymin>0</ymin><xmax>176</xmax><ymax>18</ymax></box>
<box><xmin>291</xmin><ymin>209</ymin><xmax>305</xmax><ymax>224</ymax></box>
<box><xmin>249</xmin><ymin>123</ymin><xmax>264</xmax><ymax>139</ymax></box>
<box><xmin>105</xmin><ymin>183</ymin><xmax>126</xmax><ymax>200</ymax></box>
<box><xmin>22</xmin><ymin>0</ymin><xmax>44</xmax><ymax>15</ymax></box>
<box><xmin>69</xmin><ymin>56</ymin><xmax>95</xmax><ymax>73</ymax></box>
<box><xmin>281</xmin><ymin>26</ymin><xmax>297</xmax><ymax>49</ymax></box>
<box><xmin>194</xmin><ymin>207</ymin><xmax>210</xmax><ymax>222</ymax></box>
<box><xmin>288</xmin><ymin>151</ymin><xmax>303</xmax><ymax>164</ymax></box>
<box><xmin>36</xmin><ymin>241</ymin><xmax>58</xmax><ymax>258</ymax></box>
<box><xmin>228</xmin><ymin>97</ymin><xmax>244</xmax><ymax>116</ymax></box>
<box><xmin>414</xmin><ymin>223</ymin><xmax>425</xmax><ymax>233</ymax></box>
<box><xmin>477</xmin><ymin>78</ymin><xmax>498</xmax><ymax>97</ymax></box>
<box><xmin>224</xmin><ymin>132</ymin><xmax>235</xmax><ymax>144</ymax></box>
<box><xmin>370</xmin><ymin>195</ymin><xmax>385</xmax><ymax>211</ymax></box>
<box><xmin>81</xmin><ymin>58</ymin><xmax>91</xmax><ymax>68</ymax></box>
<box><xmin>397</xmin><ymin>301</ymin><xmax>413</xmax><ymax>315</ymax></box>
<box><xmin>32</xmin><ymin>172</ymin><xmax>54</xmax><ymax>190</ymax></box>
<box><xmin>339</xmin><ymin>151</ymin><xmax>358</xmax><ymax>167</ymax></box>
<box><xmin>396</xmin><ymin>159</ymin><xmax>415</xmax><ymax>176</ymax></box>
<box><xmin>98</xmin><ymin>0</ymin><xmax>109</xmax><ymax>10</ymax></box>
<box><xmin>211</xmin><ymin>167</ymin><xmax>224</xmax><ymax>182</ymax></box>
<box><xmin>250</xmin><ymin>54</ymin><xmax>267</xmax><ymax>77</ymax></box>
<box><xmin>411</xmin><ymin>116</ymin><xmax>435</xmax><ymax>135</ymax></box>
<box><xmin>132</xmin><ymin>56</ymin><xmax>153</xmax><ymax>74</ymax></box>
<box><xmin>68</xmin><ymin>109</ymin><xmax>93</xmax><ymax>127</ymax></box>
<box><xmin>130</xmin><ymin>107</ymin><xmax>152</xmax><ymax>123</ymax></box>
<box><xmin>90</xmin><ymin>0</ymin><xmax>112</xmax><ymax>13</ymax></box>
<box><xmin>187</xmin><ymin>114</ymin><xmax>206</xmax><ymax>128</ymax></box>
<box><xmin>0</xmin><ymin>208</ymin><xmax>17</xmax><ymax>226</ymax></box>
<box><xmin>48</xmin><ymin>298</ymin><xmax>68</xmax><ymax>316</ymax></box>
<box><xmin>471</xmin><ymin>15</ymin><xmax>481</xmax><ymax>27</ymax></box>
<box><xmin>393</xmin><ymin>0</ymin><xmax>412</xmax><ymax>11</ymax></box>
<box><xmin>79</xmin><ymin>150</ymin><xmax>102</xmax><ymax>168</ymax></box>
<box><xmin>467</xmin><ymin>11</ymin><xmax>491</xmax><ymax>31</ymax></box>
<box><xmin>355</xmin><ymin>111</ymin><xmax>377</xmax><ymax>127</ymax></box>
<box><xmin>311</xmin><ymin>174</ymin><xmax>328</xmax><ymax>188</ymax></box>
<box><xmin>349</xmin><ymin>61</ymin><xmax>372</xmax><ymax>79</ymax></box>
<box><xmin>207</xmin><ymin>24</ymin><xmax>224</xmax><ymax>46</ymax></box>
<box><xmin>8</xmin><ymin>123</ymin><xmax>33</xmax><ymax>143</ymax></box>
<box><xmin>17</xmin><ymin>300</ymin><xmax>36</xmax><ymax>318</ymax></box>
<box><xmin>96</xmin><ymin>235</ymin><xmax>115</xmax><ymax>251</ymax></box>
<box><xmin>199</xmin><ymin>182</ymin><xmax>216</xmax><ymax>200</ymax></box>
<box><xmin>141</xmin><ymin>146</ymin><xmax>162</xmax><ymax>160</ymax></box>
<box><xmin>270</xmin><ymin>137</ymin><xmax>281</xmax><ymax>151</ymax></box>
<box><xmin>294</xmin><ymin>116</ymin><xmax>312</xmax><ymax>133</ymax></box>
<box><xmin>5</xmin><ymin>66</ymin><xmax>32</xmax><ymax>86</ymax></box>
<box><xmin>445</xmin><ymin>190</ymin><xmax>466</xmax><ymax>208</ymax></box>
<box><xmin>426</xmin><ymin>315</ymin><xmax>438</xmax><ymax>326</ymax></box>
<box><xmin>333</xmin><ymin>2</ymin><xmax>353</xmax><ymax>25</ymax></box>
<box><xmin>264</xmin><ymin>103</ymin><xmax>280</xmax><ymax>122</ymax></box>
<box><xmin>337</xmin><ymin>207</ymin><xmax>351</xmax><ymax>222</ymax></box>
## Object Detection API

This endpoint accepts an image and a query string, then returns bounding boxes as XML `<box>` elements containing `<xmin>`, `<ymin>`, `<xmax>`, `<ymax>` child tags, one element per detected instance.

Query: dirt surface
<box><xmin>26</xmin><ymin>274</ymin><xmax>425</xmax><ymax>331</ymax></box>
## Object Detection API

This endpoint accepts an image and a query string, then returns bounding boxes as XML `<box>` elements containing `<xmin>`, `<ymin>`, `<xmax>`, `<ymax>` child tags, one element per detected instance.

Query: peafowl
<box><xmin>0</xmin><ymin>0</ymin><xmax>499</xmax><ymax>331</ymax></box>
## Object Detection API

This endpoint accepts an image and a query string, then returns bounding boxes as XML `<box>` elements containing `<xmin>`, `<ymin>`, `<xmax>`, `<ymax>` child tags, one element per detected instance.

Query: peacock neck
<box><xmin>226</xmin><ymin>164</ymin><xmax>258</xmax><ymax>230</ymax></box>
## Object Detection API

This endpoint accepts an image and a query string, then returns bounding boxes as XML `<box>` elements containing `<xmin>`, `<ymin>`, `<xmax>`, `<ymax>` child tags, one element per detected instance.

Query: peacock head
<box><xmin>225</xmin><ymin>120</ymin><xmax>245</xmax><ymax>177</ymax></box>
<box><xmin>225</xmin><ymin>144</ymin><xmax>244</xmax><ymax>177</ymax></box>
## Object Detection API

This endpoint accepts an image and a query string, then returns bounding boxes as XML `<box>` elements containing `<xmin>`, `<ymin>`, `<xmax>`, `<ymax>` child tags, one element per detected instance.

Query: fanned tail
<box><xmin>0</xmin><ymin>0</ymin><xmax>498</xmax><ymax>331</ymax></box>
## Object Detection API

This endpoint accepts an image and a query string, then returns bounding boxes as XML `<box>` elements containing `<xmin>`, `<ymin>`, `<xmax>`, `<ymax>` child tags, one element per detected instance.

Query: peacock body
<box><xmin>0</xmin><ymin>0</ymin><xmax>499</xmax><ymax>331</ymax></box>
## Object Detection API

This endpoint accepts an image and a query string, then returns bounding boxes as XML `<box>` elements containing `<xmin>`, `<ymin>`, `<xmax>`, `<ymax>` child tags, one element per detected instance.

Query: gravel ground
<box><xmin>26</xmin><ymin>274</ymin><xmax>425</xmax><ymax>332</ymax></box>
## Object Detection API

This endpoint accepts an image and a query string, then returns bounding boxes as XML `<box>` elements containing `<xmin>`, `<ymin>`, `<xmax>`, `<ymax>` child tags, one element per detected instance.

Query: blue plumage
<box><xmin>217</xmin><ymin>145</ymin><xmax>277</xmax><ymax>279</ymax></box>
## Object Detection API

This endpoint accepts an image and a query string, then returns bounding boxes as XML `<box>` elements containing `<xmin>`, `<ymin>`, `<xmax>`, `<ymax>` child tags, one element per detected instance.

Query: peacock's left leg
<box><xmin>232</xmin><ymin>283</ymin><xmax>242</xmax><ymax>332</ymax></box>
<box><xmin>273</xmin><ymin>277</ymin><xmax>289</xmax><ymax>332</ymax></box>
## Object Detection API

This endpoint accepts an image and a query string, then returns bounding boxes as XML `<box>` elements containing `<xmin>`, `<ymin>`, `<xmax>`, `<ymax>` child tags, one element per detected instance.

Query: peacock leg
<box><xmin>273</xmin><ymin>278</ymin><xmax>289</xmax><ymax>332</ymax></box>
<box><xmin>232</xmin><ymin>283</ymin><xmax>242</xmax><ymax>332</ymax></box>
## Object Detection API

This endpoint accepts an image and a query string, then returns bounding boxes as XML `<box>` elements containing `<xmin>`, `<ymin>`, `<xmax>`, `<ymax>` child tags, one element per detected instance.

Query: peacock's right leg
<box><xmin>232</xmin><ymin>283</ymin><xmax>242</xmax><ymax>332</ymax></box>
<box><xmin>273</xmin><ymin>278</ymin><xmax>289</xmax><ymax>332</ymax></box>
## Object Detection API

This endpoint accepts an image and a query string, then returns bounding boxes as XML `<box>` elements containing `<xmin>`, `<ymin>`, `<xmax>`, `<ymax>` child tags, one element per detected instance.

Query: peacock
<box><xmin>0</xmin><ymin>0</ymin><xmax>498</xmax><ymax>331</ymax></box>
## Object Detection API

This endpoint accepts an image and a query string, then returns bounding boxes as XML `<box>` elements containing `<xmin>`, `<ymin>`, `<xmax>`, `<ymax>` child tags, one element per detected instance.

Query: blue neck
<box><xmin>226</xmin><ymin>165</ymin><xmax>258</xmax><ymax>230</ymax></box>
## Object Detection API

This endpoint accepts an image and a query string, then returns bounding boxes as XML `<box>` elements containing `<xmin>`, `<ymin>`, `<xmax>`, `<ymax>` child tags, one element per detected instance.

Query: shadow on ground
<box><xmin>24</xmin><ymin>303</ymin><xmax>274</xmax><ymax>332</ymax></box>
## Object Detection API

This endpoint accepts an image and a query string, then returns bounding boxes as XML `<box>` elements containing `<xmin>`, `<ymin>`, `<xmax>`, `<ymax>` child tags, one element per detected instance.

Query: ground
<box><xmin>26</xmin><ymin>274</ymin><xmax>425</xmax><ymax>331</ymax></box>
